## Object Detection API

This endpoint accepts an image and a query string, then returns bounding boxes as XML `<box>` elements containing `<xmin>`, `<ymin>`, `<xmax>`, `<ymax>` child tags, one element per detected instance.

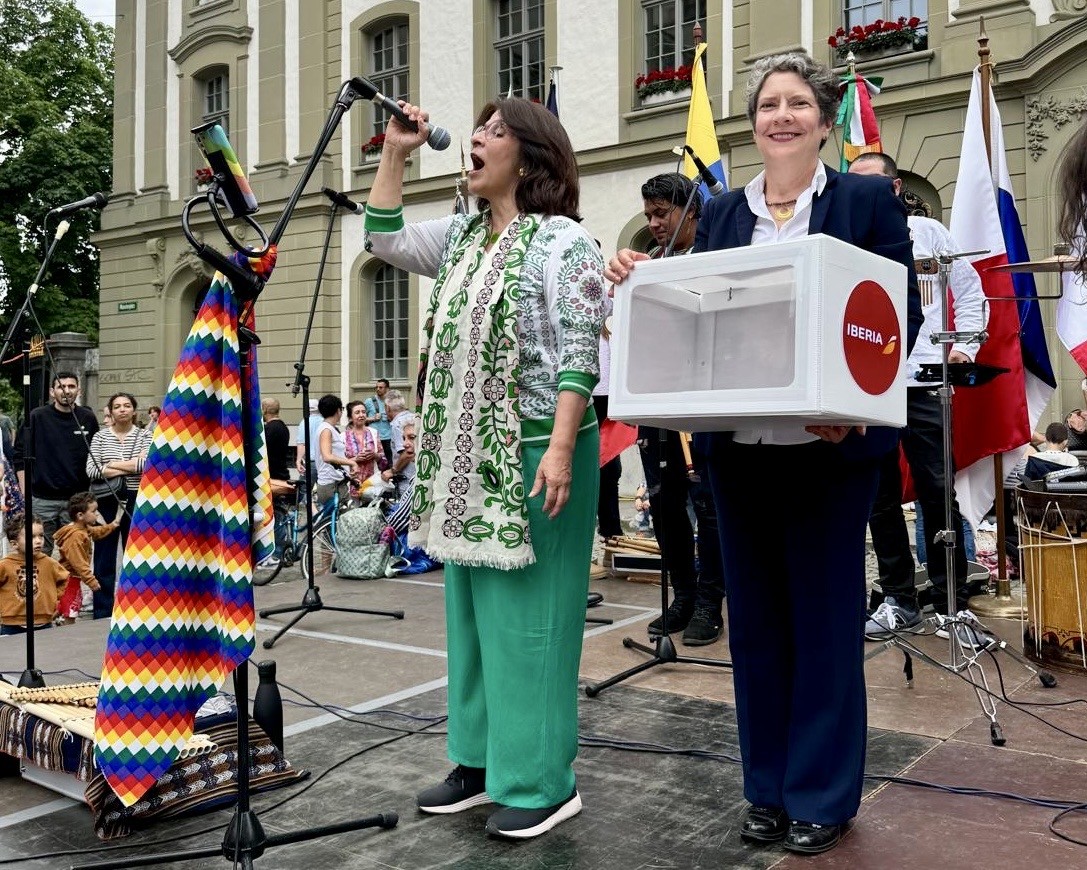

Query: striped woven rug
<box><xmin>94</xmin><ymin>275</ymin><xmax>274</xmax><ymax>806</ymax></box>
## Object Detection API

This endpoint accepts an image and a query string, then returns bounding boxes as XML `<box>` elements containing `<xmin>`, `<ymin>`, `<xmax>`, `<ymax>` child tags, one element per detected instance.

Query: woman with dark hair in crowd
<box><xmin>312</xmin><ymin>394</ymin><xmax>356</xmax><ymax>508</ymax></box>
<box><xmin>365</xmin><ymin>96</ymin><xmax>604</xmax><ymax>840</ymax></box>
<box><xmin>609</xmin><ymin>52</ymin><xmax>921</xmax><ymax>854</ymax></box>
<box><xmin>85</xmin><ymin>391</ymin><xmax>152</xmax><ymax>619</ymax></box>
<box><xmin>343</xmin><ymin>399</ymin><xmax>384</xmax><ymax>498</ymax></box>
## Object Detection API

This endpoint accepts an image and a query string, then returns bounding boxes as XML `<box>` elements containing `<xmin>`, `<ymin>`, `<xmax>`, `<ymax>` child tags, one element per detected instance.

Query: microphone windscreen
<box><xmin>429</xmin><ymin>125</ymin><xmax>452</xmax><ymax>151</ymax></box>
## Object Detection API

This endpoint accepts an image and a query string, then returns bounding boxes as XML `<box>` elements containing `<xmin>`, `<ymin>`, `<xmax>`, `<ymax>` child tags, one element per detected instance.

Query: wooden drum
<box><xmin>1017</xmin><ymin>483</ymin><xmax>1087</xmax><ymax>672</ymax></box>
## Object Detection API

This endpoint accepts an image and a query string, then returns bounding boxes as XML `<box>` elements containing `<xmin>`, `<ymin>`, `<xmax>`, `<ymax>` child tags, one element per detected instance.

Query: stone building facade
<box><xmin>96</xmin><ymin>1</ymin><xmax>1087</xmax><ymax>422</ymax></box>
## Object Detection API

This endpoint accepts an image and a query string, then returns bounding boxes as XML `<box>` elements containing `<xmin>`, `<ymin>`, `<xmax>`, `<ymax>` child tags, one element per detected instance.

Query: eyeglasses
<box><xmin>473</xmin><ymin>121</ymin><xmax>508</xmax><ymax>140</ymax></box>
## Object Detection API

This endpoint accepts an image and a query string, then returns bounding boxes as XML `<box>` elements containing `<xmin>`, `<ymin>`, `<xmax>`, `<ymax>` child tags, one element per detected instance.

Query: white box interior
<box><xmin>625</xmin><ymin>264</ymin><xmax>797</xmax><ymax>394</ymax></box>
<box><xmin>609</xmin><ymin>234</ymin><xmax>908</xmax><ymax>431</ymax></box>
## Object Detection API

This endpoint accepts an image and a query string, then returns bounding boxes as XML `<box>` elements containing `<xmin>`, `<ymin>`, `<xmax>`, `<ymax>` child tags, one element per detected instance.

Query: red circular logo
<box><xmin>842</xmin><ymin>280</ymin><xmax>900</xmax><ymax>395</ymax></box>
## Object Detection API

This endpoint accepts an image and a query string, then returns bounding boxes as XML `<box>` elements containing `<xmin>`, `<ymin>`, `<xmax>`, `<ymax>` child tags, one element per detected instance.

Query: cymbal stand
<box><xmin>866</xmin><ymin>249</ymin><xmax>1055</xmax><ymax>746</ymax></box>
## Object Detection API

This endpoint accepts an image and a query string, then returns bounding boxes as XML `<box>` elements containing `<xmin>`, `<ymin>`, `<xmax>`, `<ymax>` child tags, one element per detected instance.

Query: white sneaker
<box><xmin>935</xmin><ymin>609</ymin><xmax>995</xmax><ymax>649</ymax></box>
<box><xmin>865</xmin><ymin>597</ymin><xmax>922</xmax><ymax>640</ymax></box>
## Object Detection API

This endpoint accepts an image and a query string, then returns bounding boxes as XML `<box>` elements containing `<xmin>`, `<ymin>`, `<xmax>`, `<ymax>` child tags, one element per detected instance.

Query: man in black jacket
<box><xmin>14</xmin><ymin>371</ymin><xmax>99</xmax><ymax>554</ymax></box>
<box><xmin>262</xmin><ymin>397</ymin><xmax>292</xmax><ymax>562</ymax></box>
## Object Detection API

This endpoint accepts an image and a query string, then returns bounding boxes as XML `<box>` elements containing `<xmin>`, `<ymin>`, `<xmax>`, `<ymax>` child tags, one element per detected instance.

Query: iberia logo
<box><xmin>842</xmin><ymin>280</ymin><xmax>900</xmax><ymax>395</ymax></box>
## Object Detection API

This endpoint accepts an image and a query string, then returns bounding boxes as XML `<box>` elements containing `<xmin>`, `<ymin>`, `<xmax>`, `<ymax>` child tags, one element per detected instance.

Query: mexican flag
<box><xmin>837</xmin><ymin>71</ymin><xmax>883</xmax><ymax>170</ymax></box>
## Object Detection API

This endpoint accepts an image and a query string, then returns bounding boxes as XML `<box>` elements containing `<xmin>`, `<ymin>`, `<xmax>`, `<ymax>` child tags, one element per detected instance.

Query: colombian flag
<box><xmin>684</xmin><ymin>42</ymin><xmax>726</xmax><ymax>198</ymax></box>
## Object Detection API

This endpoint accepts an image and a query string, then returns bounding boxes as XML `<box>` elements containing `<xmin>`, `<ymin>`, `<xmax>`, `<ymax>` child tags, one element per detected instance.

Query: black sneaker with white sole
<box><xmin>485</xmin><ymin>789</ymin><xmax>582</xmax><ymax>839</ymax></box>
<box><xmin>417</xmin><ymin>765</ymin><xmax>491</xmax><ymax>814</ymax></box>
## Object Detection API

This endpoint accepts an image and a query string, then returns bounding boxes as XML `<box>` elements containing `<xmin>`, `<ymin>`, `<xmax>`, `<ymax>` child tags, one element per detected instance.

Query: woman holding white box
<box><xmin>608</xmin><ymin>53</ymin><xmax>922</xmax><ymax>854</ymax></box>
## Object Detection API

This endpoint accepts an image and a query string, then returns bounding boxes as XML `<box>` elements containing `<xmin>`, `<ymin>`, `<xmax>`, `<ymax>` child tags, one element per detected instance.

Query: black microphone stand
<box><xmin>586</xmin><ymin>179</ymin><xmax>731</xmax><ymax>697</ymax></box>
<box><xmin>258</xmin><ymin>198</ymin><xmax>404</xmax><ymax>649</ymax></box>
<box><xmin>75</xmin><ymin>79</ymin><xmax>400</xmax><ymax>870</ymax></box>
<box><xmin>1</xmin><ymin>217</ymin><xmax>74</xmax><ymax>689</ymax></box>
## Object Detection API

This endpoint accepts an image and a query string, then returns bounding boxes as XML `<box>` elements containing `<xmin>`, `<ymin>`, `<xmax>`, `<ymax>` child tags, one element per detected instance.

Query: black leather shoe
<box><xmin>783</xmin><ymin>820</ymin><xmax>842</xmax><ymax>854</ymax></box>
<box><xmin>739</xmin><ymin>805</ymin><xmax>788</xmax><ymax>843</ymax></box>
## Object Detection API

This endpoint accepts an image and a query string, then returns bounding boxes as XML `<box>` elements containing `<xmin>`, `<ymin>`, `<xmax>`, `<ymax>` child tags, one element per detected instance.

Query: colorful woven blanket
<box><xmin>94</xmin><ymin>274</ymin><xmax>274</xmax><ymax>806</ymax></box>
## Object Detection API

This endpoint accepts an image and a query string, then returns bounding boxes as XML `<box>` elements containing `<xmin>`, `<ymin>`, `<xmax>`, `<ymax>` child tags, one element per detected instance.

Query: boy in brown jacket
<box><xmin>0</xmin><ymin>516</ymin><xmax>70</xmax><ymax>634</ymax></box>
<box><xmin>54</xmin><ymin>492</ymin><xmax>119</xmax><ymax>622</ymax></box>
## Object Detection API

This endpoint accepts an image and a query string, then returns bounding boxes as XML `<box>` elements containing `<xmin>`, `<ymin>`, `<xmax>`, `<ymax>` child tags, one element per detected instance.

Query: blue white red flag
<box><xmin>948</xmin><ymin>68</ymin><xmax>1055</xmax><ymax>527</ymax></box>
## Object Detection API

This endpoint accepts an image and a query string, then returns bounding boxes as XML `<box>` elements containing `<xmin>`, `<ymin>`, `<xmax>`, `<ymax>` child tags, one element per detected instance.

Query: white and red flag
<box><xmin>1059</xmin><ymin>254</ymin><xmax>1087</xmax><ymax>374</ymax></box>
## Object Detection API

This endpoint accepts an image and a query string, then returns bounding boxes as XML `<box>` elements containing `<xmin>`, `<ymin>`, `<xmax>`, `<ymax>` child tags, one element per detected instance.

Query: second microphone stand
<box><xmin>586</xmin><ymin>178</ymin><xmax>731</xmax><ymax>697</ymax></box>
<box><xmin>258</xmin><ymin>197</ymin><xmax>404</xmax><ymax>649</ymax></box>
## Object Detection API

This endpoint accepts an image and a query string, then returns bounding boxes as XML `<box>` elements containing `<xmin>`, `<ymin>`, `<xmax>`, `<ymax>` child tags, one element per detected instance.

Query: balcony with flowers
<box><xmin>362</xmin><ymin>133</ymin><xmax>386</xmax><ymax>161</ymax></box>
<box><xmin>635</xmin><ymin>64</ymin><xmax>692</xmax><ymax>107</ymax></box>
<box><xmin>193</xmin><ymin>166</ymin><xmax>214</xmax><ymax>192</ymax></box>
<box><xmin>828</xmin><ymin>17</ymin><xmax>927</xmax><ymax>62</ymax></box>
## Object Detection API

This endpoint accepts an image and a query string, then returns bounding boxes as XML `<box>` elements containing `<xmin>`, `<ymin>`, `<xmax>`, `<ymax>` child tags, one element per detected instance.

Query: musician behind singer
<box><xmin>848</xmin><ymin>152</ymin><xmax>988</xmax><ymax>635</ymax></box>
<box><xmin>607</xmin><ymin>53</ymin><xmax>922</xmax><ymax>855</ymax></box>
<box><xmin>635</xmin><ymin>174</ymin><xmax>725</xmax><ymax>646</ymax></box>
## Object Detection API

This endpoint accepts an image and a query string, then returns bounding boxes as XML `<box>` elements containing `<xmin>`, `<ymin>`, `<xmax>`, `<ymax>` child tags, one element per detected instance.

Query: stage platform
<box><xmin>2</xmin><ymin>565</ymin><xmax>1086</xmax><ymax>869</ymax></box>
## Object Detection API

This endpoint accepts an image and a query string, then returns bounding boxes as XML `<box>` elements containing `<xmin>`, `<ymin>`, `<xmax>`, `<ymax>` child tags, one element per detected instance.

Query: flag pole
<box><xmin>970</xmin><ymin>16</ymin><xmax>1023</xmax><ymax>618</ymax></box>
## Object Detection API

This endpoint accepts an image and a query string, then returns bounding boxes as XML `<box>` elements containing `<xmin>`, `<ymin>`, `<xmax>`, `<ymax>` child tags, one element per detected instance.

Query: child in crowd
<box><xmin>54</xmin><ymin>492</ymin><xmax>119</xmax><ymax>623</ymax></box>
<box><xmin>632</xmin><ymin>483</ymin><xmax>653</xmax><ymax>536</ymax></box>
<box><xmin>0</xmin><ymin>516</ymin><xmax>70</xmax><ymax>635</ymax></box>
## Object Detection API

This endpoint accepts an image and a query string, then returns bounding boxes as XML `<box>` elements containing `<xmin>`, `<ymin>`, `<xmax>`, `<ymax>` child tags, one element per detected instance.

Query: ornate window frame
<box><xmin>349</xmin><ymin>2</ymin><xmax>420</xmax><ymax>182</ymax></box>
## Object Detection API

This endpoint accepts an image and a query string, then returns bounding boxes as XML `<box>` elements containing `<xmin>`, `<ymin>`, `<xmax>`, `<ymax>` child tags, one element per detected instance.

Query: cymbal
<box><xmin>988</xmin><ymin>254</ymin><xmax>1080</xmax><ymax>274</ymax></box>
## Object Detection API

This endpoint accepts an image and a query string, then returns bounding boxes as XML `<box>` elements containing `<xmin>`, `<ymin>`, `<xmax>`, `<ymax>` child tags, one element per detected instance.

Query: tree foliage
<box><xmin>0</xmin><ymin>0</ymin><xmax>113</xmax><ymax>360</ymax></box>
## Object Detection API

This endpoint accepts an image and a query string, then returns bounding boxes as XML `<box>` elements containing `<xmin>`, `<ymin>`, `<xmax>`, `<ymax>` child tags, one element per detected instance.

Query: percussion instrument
<box><xmin>1017</xmin><ymin>483</ymin><xmax>1087</xmax><ymax>672</ymax></box>
<box><xmin>987</xmin><ymin>249</ymin><xmax>1079</xmax><ymax>274</ymax></box>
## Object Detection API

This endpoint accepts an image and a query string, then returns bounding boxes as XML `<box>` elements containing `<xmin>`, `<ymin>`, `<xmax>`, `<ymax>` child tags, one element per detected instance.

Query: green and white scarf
<box><xmin>409</xmin><ymin>212</ymin><xmax>541</xmax><ymax>569</ymax></box>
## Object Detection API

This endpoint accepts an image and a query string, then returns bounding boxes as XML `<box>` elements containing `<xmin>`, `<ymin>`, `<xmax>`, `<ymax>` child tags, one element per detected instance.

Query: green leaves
<box><xmin>0</xmin><ymin>0</ymin><xmax>114</xmax><ymax>364</ymax></box>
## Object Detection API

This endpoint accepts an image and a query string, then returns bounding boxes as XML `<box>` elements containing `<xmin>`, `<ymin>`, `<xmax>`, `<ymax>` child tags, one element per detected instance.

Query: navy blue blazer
<box><xmin>694</xmin><ymin>165</ymin><xmax>923</xmax><ymax>462</ymax></box>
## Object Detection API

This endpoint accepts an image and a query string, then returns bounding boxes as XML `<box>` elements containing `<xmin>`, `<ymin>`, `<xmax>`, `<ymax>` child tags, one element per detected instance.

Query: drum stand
<box><xmin>865</xmin><ymin>250</ymin><xmax>1055</xmax><ymax>746</ymax></box>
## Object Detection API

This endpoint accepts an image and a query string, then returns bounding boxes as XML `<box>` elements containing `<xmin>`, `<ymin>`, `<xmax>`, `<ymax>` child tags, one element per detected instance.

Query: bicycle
<box><xmin>253</xmin><ymin>478</ymin><xmax>351</xmax><ymax>585</ymax></box>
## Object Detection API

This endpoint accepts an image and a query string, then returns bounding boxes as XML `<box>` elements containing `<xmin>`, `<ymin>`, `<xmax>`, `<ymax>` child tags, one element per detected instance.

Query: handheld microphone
<box><xmin>683</xmin><ymin>145</ymin><xmax>724</xmax><ymax>196</ymax></box>
<box><xmin>321</xmin><ymin>187</ymin><xmax>364</xmax><ymax>215</ymax></box>
<box><xmin>48</xmin><ymin>192</ymin><xmax>108</xmax><ymax>218</ymax></box>
<box><xmin>350</xmin><ymin>77</ymin><xmax>451</xmax><ymax>151</ymax></box>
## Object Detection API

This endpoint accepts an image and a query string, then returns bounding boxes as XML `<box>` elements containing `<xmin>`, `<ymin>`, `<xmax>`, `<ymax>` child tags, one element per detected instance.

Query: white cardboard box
<box><xmin>609</xmin><ymin>234</ymin><xmax>908</xmax><ymax>431</ymax></box>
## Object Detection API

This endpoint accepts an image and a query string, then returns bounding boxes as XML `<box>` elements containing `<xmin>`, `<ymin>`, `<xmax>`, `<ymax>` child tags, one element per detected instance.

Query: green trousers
<box><xmin>443</xmin><ymin>422</ymin><xmax>600</xmax><ymax>809</ymax></box>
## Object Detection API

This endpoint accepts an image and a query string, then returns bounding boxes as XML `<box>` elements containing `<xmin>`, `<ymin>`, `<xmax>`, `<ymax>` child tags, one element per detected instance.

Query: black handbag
<box><xmin>90</xmin><ymin>476</ymin><xmax>129</xmax><ymax>499</ymax></box>
<box><xmin>89</xmin><ymin>430</ymin><xmax>139</xmax><ymax>499</ymax></box>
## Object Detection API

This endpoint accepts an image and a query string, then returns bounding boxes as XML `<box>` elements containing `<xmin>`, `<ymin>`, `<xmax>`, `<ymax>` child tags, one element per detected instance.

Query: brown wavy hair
<box><xmin>1056</xmin><ymin>120</ymin><xmax>1087</xmax><ymax>273</ymax></box>
<box><xmin>473</xmin><ymin>98</ymin><xmax>581</xmax><ymax>221</ymax></box>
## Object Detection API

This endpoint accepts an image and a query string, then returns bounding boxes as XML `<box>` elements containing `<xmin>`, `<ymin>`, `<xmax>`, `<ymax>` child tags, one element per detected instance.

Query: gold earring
<box><xmin>518</xmin><ymin>167</ymin><xmax>526</xmax><ymax>177</ymax></box>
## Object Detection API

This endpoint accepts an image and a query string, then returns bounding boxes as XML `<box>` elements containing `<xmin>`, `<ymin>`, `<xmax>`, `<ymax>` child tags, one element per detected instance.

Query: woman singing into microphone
<box><xmin>364</xmin><ymin>97</ymin><xmax>605</xmax><ymax>840</ymax></box>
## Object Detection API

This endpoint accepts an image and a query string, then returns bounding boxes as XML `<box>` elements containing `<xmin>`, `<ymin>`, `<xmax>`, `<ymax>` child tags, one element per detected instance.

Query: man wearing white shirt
<box><xmin>849</xmin><ymin>153</ymin><xmax>988</xmax><ymax>635</ymax></box>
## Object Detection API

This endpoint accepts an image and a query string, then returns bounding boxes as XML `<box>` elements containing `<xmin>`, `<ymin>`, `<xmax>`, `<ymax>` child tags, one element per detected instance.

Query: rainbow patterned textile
<box><xmin>94</xmin><ymin>275</ymin><xmax>274</xmax><ymax>807</ymax></box>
